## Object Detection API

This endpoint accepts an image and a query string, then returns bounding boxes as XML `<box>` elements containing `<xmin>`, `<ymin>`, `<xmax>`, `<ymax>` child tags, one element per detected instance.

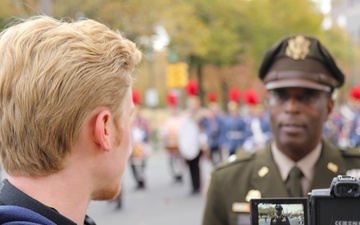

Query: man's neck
<box><xmin>8</xmin><ymin>171</ymin><xmax>90</xmax><ymax>225</ymax></box>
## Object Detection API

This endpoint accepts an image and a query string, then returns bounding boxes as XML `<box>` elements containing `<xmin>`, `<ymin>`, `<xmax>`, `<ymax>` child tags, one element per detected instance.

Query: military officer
<box><xmin>270</xmin><ymin>205</ymin><xmax>290</xmax><ymax>225</ymax></box>
<box><xmin>202</xmin><ymin>35</ymin><xmax>360</xmax><ymax>225</ymax></box>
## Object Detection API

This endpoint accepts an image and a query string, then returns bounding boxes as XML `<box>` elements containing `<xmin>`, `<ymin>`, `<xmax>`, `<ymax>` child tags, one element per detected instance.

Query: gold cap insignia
<box><xmin>232</xmin><ymin>202</ymin><xmax>250</xmax><ymax>213</ymax></box>
<box><xmin>245</xmin><ymin>189</ymin><xmax>261</xmax><ymax>202</ymax></box>
<box><xmin>285</xmin><ymin>35</ymin><xmax>311</xmax><ymax>60</ymax></box>
<box><xmin>327</xmin><ymin>162</ymin><xmax>338</xmax><ymax>173</ymax></box>
<box><xmin>258</xmin><ymin>166</ymin><xmax>269</xmax><ymax>177</ymax></box>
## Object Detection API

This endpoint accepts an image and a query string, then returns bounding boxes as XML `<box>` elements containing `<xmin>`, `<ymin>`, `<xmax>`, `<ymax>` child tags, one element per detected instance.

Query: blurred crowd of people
<box><xmin>128</xmin><ymin>81</ymin><xmax>273</xmax><ymax>196</ymax></box>
<box><xmin>323</xmin><ymin>86</ymin><xmax>360</xmax><ymax>149</ymax></box>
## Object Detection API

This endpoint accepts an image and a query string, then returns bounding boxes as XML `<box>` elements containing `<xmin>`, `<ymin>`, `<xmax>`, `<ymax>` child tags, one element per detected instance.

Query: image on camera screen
<box><xmin>250</xmin><ymin>198</ymin><xmax>308</xmax><ymax>225</ymax></box>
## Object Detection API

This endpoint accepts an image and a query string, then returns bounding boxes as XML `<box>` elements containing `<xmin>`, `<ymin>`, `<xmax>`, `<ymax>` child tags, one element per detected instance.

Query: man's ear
<box><xmin>327</xmin><ymin>98</ymin><xmax>334</xmax><ymax>118</ymax></box>
<box><xmin>93</xmin><ymin>110</ymin><xmax>112</xmax><ymax>151</ymax></box>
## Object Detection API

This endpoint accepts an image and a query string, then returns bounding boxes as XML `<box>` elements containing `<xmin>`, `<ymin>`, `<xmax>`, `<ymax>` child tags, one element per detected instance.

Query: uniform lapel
<box><xmin>250</xmin><ymin>145</ymin><xmax>290</xmax><ymax>198</ymax></box>
<box><xmin>310</xmin><ymin>141</ymin><xmax>347</xmax><ymax>190</ymax></box>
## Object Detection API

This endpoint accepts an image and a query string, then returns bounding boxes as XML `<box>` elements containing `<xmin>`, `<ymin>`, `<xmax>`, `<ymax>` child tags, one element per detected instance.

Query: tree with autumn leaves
<box><xmin>1</xmin><ymin>0</ymin><xmax>358</xmax><ymax>106</ymax></box>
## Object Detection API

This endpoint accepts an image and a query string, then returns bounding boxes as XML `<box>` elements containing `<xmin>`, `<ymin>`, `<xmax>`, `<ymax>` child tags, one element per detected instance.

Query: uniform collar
<box><xmin>271</xmin><ymin>141</ymin><xmax>322</xmax><ymax>188</ymax></box>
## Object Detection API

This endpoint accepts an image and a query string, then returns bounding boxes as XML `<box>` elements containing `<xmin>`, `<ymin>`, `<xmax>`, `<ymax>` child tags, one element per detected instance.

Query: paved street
<box><xmin>87</xmin><ymin>149</ymin><xmax>213</xmax><ymax>225</ymax></box>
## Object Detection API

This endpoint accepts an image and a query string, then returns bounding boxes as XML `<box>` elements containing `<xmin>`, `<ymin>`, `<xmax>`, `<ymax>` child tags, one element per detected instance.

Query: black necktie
<box><xmin>287</xmin><ymin>166</ymin><xmax>303</xmax><ymax>197</ymax></box>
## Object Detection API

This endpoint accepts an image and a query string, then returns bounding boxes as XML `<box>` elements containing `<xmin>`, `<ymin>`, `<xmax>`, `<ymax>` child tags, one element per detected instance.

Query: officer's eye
<box><xmin>297</xmin><ymin>89</ymin><xmax>321</xmax><ymax>103</ymax></box>
<box><xmin>268</xmin><ymin>89</ymin><xmax>288</xmax><ymax>104</ymax></box>
<box><xmin>268</xmin><ymin>89</ymin><xmax>322</xmax><ymax>105</ymax></box>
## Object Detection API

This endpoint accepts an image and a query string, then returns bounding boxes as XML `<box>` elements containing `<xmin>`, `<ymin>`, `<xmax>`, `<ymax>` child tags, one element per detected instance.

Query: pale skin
<box><xmin>8</xmin><ymin>88</ymin><xmax>134</xmax><ymax>224</ymax></box>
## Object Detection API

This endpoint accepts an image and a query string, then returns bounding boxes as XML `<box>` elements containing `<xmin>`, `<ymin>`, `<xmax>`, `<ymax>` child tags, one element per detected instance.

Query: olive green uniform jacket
<box><xmin>201</xmin><ymin>140</ymin><xmax>360</xmax><ymax>225</ymax></box>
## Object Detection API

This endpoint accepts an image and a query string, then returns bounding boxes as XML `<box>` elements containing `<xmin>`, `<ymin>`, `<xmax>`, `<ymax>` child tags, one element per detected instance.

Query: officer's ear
<box><xmin>263</xmin><ymin>90</ymin><xmax>269</xmax><ymax>108</ymax></box>
<box><xmin>326</xmin><ymin>94</ymin><xmax>334</xmax><ymax>119</ymax></box>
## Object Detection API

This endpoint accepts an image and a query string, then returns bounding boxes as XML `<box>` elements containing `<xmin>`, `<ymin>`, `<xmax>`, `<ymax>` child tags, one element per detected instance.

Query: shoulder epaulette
<box><xmin>214</xmin><ymin>150</ymin><xmax>255</xmax><ymax>171</ymax></box>
<box><xmin>235</xmin><ymin>149</ymin><xmax>255</xmax><ymax>161</ymax></box>
<box><xmin>341</xmin><ymin>147</ymin><xmax>360</xmax><ymax>157</ymax></box>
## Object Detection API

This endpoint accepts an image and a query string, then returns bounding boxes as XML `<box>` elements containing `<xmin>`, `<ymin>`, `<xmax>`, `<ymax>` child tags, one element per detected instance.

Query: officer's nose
<box><xmin>284</xmin><ymin>97</ymin><xmax>300</xmax><ymax>114</ymax></box>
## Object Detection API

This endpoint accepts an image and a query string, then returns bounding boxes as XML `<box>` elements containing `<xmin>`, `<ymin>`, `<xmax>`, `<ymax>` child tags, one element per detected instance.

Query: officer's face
<box><xmin>267</xmin><ymin>87</ymin><xmax>333</xmax><ymax>161</ymax></box>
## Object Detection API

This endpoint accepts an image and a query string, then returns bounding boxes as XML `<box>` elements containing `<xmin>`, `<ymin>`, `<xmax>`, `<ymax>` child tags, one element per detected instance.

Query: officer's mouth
<box><xmin>280</xmin><ymin>123</ymin><xmax>305</xmax><ymax>134</ymax></box>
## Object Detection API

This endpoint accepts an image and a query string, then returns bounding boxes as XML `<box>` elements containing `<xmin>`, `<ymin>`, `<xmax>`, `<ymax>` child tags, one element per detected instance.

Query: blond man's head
<box><xmin>0</xmin><ymin>16</ymin><xmax>142</xmax><ymax>176</ymax></box>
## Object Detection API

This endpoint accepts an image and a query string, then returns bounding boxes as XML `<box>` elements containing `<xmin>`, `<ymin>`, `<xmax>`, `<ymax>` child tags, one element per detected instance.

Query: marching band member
<box><xmin>222</xmin><ymin>88</ymin><xmax>249</xmax><ymax>157</ymax></box>
<box><xmin>129</xmin><ymin>90</ymin><xmax>151</xmax><ymax>190</ymax></box>
<box><xmin>242</xmin><ymin>88</ymin><xmax>272</xmax><ymax>152</ymax></box>
<box><xmin>160</xmin><ymin>91</ymin><xmax>185</xmax><ymax>183</ymax></box>
<box><xmin>178</xmin><ymin>80</ymin><xmax>204</xmax><ymax>194</ymax></box>
<box><xmin>201</xmin><ymin>91</ymin><xmax>226</xmax><ymax>166</ymax></box>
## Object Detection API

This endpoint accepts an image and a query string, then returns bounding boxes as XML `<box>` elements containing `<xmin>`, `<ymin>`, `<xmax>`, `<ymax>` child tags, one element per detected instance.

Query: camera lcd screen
<box><xmin>250</xmin><ymin>198</ymin><xmax>308</xmax><ymax>225</ymax></box>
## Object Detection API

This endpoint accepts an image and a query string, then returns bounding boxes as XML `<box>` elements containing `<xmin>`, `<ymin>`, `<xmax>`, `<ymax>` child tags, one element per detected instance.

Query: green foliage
<box><xmin>120</xmin><ymin>0</ymin><xmax>249</xmax><ymax>68</ymax></box>
<box><xmin>240</xmin><ymin>0</ymin><xmax>324</xmax><ymax>69</ymax></box>
<box><xmin>53</xmin><ymin>0</ymin><xmax>165</xmax><ymax>42</ymax></box>
<box><xmin>164</xmin><ymin>1</ymin><xmax>210</xmax><ymax>60</ymax></box>
<box><xmin>0</xmin><ymin>0</ymin><xmax>38</xmax><ymax>30</ymax></box>
<box><xmin>0</xmin><ymin>0</ymin><xmax>355</xmax><ymax>91</ymax></box>
<box><xmin>160</xmin><ymin>0</ymin><xmax>330</xmax><ymax>70</ymax></box>
<box><xmin>189</xmin><ymin>0</ymin><xmax>243</xmax><ymax>66</ymax></box>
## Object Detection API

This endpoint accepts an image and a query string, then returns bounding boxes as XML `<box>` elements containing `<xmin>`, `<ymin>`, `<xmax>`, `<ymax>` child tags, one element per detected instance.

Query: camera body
<box><xmin>309</xmin><ymin>175</ymin><xmax>360</xmax><ymax>225</ymax></box>
<box><xmin>250</xmin><ymin>175</ymin><xmax>360</xmax><ymax>225</ymax></box>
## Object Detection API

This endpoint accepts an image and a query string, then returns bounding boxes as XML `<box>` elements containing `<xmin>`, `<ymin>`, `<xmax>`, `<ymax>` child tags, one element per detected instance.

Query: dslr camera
<box><xmin>250</xmin><ymin>175</ymin><xmax>360</xmax><ymax>225</ymax></box>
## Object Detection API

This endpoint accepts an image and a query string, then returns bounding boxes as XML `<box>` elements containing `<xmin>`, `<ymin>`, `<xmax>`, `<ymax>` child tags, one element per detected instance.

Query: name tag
<box><xmin>232</xmin><ymin>202</ymin><xmax>250</xmax><ymax>213</ymax></box>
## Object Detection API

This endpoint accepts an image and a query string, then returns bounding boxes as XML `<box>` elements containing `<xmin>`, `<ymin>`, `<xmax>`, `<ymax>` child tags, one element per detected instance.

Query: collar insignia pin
<box><xmin>327</xmin><ymin>162</ymin><xmax>338</xmax><ymax>173</ymax></box>
<box><xmin>258</xmin><ymin>166</ymin><xmax>269</xmax><ymax>177</ymax></box>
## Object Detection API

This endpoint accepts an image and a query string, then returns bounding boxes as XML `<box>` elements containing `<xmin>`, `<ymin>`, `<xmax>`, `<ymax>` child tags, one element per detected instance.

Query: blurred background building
<box><xmin>332</xmin><ymin>0</ymin><xmax>360</xmax><ymax>44</ymax></box>
<box><xmin>331</xmin><ymin>0</ymin><xmax>360</xmax><ymax>86</ymax></box>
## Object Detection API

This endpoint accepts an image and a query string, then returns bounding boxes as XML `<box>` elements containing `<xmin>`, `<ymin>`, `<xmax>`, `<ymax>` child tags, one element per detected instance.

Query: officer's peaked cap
<box><xmin>259</xmin><ymin>34</ymin><xmax>345</xmax><ymax>92</ymax></box>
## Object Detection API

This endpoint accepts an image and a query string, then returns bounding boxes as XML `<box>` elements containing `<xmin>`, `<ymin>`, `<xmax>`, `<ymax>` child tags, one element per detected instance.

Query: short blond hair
<box><xmin>0</xmin><ymin>16</ymin><xmax>142</xmax><ymax>176</ymax></box>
